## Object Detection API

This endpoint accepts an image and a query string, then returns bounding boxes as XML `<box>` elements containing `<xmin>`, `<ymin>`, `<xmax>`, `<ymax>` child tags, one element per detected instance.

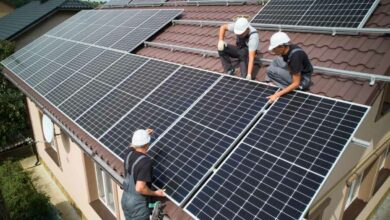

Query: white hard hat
<box><xmin>268</xmin><ymin>32</ymin><xmax>291</xmax><ymax>51</ymax></box>
<box><xmin>234</xmin><ymin>17</ymin><xmax>250</xmax><ymax>35</ymax></box>
<box><xmin>131</xmin><ymin>129</ymin><xmax>151</xmax><ymax>147</ymax></box>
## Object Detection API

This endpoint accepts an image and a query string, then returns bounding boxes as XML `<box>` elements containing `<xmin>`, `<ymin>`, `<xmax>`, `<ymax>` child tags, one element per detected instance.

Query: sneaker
<box><xmin>227</xmin><ymin>68</ymin><xmax>235</xmax><ymax>76</ymax></box>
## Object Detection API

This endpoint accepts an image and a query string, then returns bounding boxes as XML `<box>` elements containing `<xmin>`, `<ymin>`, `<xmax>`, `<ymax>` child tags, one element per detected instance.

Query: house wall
<box><xmin>0</xmin><ymin>2</ymin><xmax>14</xmax><ymax>18</ymax></box>
<box><xmin>12</xmin><ymin>10</ymin><xmax>77</xmax><ymax>51</ymax></box>
<box><xmin>310</xmin><ymin>90</ymin><xmax>390</xmax><ymax>220</ymax></box>
<box><xmin>27</xmin><ymin>98</ymin><xmax>103</xmax><ymax>220</ymax></box>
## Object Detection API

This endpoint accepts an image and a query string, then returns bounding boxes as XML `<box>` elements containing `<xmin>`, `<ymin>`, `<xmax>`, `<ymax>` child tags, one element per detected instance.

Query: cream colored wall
<box><xmin>0</xmin><ymin>2</ymin><xmax>14</xmax><ymax>18</ymax></box>
<box><xmin>310</xmin><ymin>90</ymin><xmax>390</xmax><ymax>220</ymax></box>
<box><xmin>27</xmin><ymin>98</ymin><xmax>102</xmax><ymax>220</ymax></box>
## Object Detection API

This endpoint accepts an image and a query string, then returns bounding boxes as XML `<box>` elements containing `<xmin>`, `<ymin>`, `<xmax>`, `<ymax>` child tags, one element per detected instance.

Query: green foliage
<box><xmin>0</xmin><ymin>161</ymin><xmax>56</xmax><ymax>220</ymax></box>
<box><xmin>81</xmin><ymin>0</ymin><xmax>105</xmax><ymax>8</ymax></box>
<box><xmin>0</xmin><ymin>40</ymin><xmax>29</xmax><ymax>149</ymax></box>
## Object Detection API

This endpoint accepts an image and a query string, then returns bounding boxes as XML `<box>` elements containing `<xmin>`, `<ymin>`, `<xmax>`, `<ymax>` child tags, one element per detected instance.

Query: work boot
<box><xmin>227</xmin><ymin>68</ymin><xmax>235</xmax><ymax>76</ymax></box>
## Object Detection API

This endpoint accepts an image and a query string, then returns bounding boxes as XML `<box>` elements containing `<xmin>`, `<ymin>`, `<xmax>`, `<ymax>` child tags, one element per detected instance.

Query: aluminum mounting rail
<box><xmin>172</xmin><ymin>20</ymin><xmax>390</xmax><ymax>36</ymax></box>
<box><xmin>144</xmin><ymin>41</ymin><xmax>390</xmax><ymax>85</ymax></box>
<box><xmin>127</xmin><ymin>0</ymin><xmax>246</xmax><ymax>7</ymax></box>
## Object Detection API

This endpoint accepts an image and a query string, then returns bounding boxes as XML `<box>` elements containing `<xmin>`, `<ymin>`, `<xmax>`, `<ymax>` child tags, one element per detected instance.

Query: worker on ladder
<box><xmin>121</xmin><ymin>128</ymin><xmax>165</xmax><ymax>220</ymax></box>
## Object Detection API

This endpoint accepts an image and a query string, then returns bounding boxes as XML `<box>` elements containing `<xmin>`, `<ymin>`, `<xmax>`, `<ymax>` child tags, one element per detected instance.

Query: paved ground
<box><xmin>19</xmin><ymin>156</ymin><xmax>81</xmax><ymax>220</ymax></box>
<box><xmin>370</xmin><ymin>191</ymin><xmax>390</xmax><ymax>220</ymax></box>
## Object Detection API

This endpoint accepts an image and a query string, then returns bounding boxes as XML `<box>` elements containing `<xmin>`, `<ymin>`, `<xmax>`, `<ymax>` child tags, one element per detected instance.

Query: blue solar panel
<box><xmin>148</xmin><ymin>118</ymin><xmax>235</xmax><ymax>205</ymax></box>
<box><xmin>146</xmin><ymin>67</ymin><xmax>220</xmax><ymax>115</ymax></box>
<box><xmin>100</xmin><ymin>101</ymin><xmax>180</xmax><ymax>159</ymax></box>
<box><xmin>186</xmin><ymin>92</ymin><xmax>369</xmax><ymax>220</ymax></box>
<box><xmin>252</xmin><ymin>0</ymin><xmax>379</xmax><ymax>28</ymax></box>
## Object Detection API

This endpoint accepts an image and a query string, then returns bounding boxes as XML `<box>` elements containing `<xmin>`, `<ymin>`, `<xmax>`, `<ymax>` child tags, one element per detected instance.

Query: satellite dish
<box><xmin>42</xmin><ymin>114</ymin><xmax>54</xmax><ymax>143</ymax></box>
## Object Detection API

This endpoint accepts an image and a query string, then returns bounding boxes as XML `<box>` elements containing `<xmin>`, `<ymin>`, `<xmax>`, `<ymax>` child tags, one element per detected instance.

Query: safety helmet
<box><xmin>268</xmin><ymin>32</ymin><xmax>291</xmax><ymax>51</ymax></box>
<box><xmin>131</xmin><ymin>129</ymin><xmax>151</xmax><ymax>147</ymax></box>
<box><xmin>234</xmin><ymin>17</ymin><xmax>250</xmax><ymax>35</ymax></box>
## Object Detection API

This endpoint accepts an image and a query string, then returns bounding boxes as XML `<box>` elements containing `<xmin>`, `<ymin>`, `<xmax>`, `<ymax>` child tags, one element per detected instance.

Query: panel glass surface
<box><xmin>77</xmin><ymin>89</ymin><xmax>142</xmax><ymax>139</ymax></box>
<box><xmin>100</xmin><ymin>101</ymin><xmax>179</xmax><ymax>159</ymax></box>
<box><xmin>252</xmin><ymin>0</ymin><xmax>377</xmax><ymax>28</ymax></box>
<box><xmin>146</xmin><ymin>66</ymin><xmax>220</xmax><ymax>115</ymax></box>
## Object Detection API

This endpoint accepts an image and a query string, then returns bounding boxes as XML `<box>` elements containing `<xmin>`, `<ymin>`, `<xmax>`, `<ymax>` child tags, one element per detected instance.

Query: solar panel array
<box><xmin>1</xmin><ymin>8</ymin><xmax>370</xmax><ymax>220</ymax></box>
<box><xmin>104</xmin><ymin>0</ymin><xmax>130</xmax><ymax>7</ymax></box>
<box><xmin>186</xmin><ymin>92</ymin><xmax>368</xmax><ymax>219</ymax></box>
<box><xmin>251</xmin><ymin>0</ymin><xmax>379</xmax><ymax>28</ymax></box>
<box><xmin>46</xmin><ymin>9</ymin><xmax>182</xmax><ymax>52</ymax></box>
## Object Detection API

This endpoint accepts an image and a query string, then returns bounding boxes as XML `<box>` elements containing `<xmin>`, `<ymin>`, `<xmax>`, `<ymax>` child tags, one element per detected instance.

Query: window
<box><xmin>95</xmin><ymin>165</ymin><xmax>116</xmax><ymax>214</ymax></box>
<box><xmin>345</xmin><ymin>174</ymin><xmax>363</xmax><ymax>208</ymax></box>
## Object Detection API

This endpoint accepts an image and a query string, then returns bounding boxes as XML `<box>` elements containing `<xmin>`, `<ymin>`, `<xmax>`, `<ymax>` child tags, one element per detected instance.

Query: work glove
<box><xmin>217</xmin><ymin>40</ymin><xmax>226</xmax><ymax>51</ymax></box>
<box><xmin>246</xmin><ymin>74</ymin><xmax>252</xmax><ymax>80</ymax></box>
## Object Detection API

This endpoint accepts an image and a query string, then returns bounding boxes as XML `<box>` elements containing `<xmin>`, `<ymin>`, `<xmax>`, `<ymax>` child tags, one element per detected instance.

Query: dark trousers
<box><xmin>218</xmin><ymin>44</ymin><xmax>261</xmax><ymax>80</ymax></box>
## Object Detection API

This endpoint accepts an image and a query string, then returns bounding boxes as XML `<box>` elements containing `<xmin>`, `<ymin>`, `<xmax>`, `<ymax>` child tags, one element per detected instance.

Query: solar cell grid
<box><xmin>78</xmin><ymin>50</ymin><xmax>124</xmax><ymax>77</ymax></box>
<box><xmin>12</xmin><ymin>53</ymin><xmax>42</xmax><ymax>75</ymax></box>
<box><xmin>95</xmin><ymin>54</ymin><xmax>148</xmax><ymax>87</ymax></box>
<box><xmin>36</xmin><ymin>38</ymin><xmax>65</xmax><ymax>57</ymax></box>
<box><xmin>106</xmin><ymin>11</ymin><xmax>136</xmax><ymax>26</ymax></box>
<box><xmin>120</xmin><ymin>10</ymin><xmax>158</xmax><ymax>28</ymax></box>
<box><xmin>34</xmin><ymin>66</ymin><xmax>74</xmax><ymax>95</ymax></box>
<box><xmin>99</xmin><ymin>101</ymin><xmax>179</xmax><ymax>159</ymax></box>
<box><xmin>251</xmin><ymin>0</ymin><xmax>378</xmax><ymax>28</ymax></box>
<box><xmin>18</xmin><ymin>57</ymin><xmax>51</xmax><ymax>80</ymax></box>
<box><xmin>59</xmin><ymin>79</ymin><xmax>113</xmax><ymax>119</ymax></box>
<box><xmin>83</xmin><ymin>25</ymin><xmax>117</xmax><ymax>44</ymax></box>
<box><xmin>76</xmin><ymin>89</ymin><xmax>142</xmax><ymax>139</ymax></box>
<box><xmin>184</xmin><ymin>78</ymin><xmax>277</xmax><ymax>138</ymax></box>
<box><xmin>244</xmin><ymin>92</ymin><xmax>367</xmax><ymax>176</ymax></box>
<box><xmin>148</xmin><ymin>118</ymin><xmax>235</xmax><ymax>205</ymax></box>
<box><xmin>117</xmin><ymin>59</ymin><xmax>179</xmax><ymax>98</ymax></box>
<box><xmin>45</xmin><ymin>73</ymin><xmax>92</xmax><ymax>106</ymax></box>
<box><xmin>146</xmin><ymin>66</ymin><xmax>220</xmax><ymax>115</ymax></box>
<box><xmin>187</xmin><ymin>143</ymin><xmax>324</xmax><ymax>220</ymax></box>
<box><xmin>54</xmin><ymin>44</ymin><xmax>89</xmax><ymax>65</ymax></box>
<box><xmin>95</xmin><ymin>27</ymin><xmax>135</xmax><ymax>48</ymax></box>
<box><xmin>65</xmin><ymin>46</ymin><xmax>105</xmax><ymax>72</ymax></box>
<box><xmin>44</xmin><ymin>41</ymin><xmax>76</xmax><ymax>60</ymax></box>
<box><xmin>111</xmin><ymin>28</ymin><xmax>155</xmax><ymax>51</ymax></box>
<box><xmin>26</xmin><ymin>62</ymin><xmax>63</xmax><ymax>87</ymax></box>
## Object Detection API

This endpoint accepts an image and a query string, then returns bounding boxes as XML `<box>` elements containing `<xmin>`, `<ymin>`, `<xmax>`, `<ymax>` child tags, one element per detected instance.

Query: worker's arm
<box><xmin>135</xmin><ymin>180</ymin><xmax>165</xmax><ymax>197</ymax></box>
<box><xmin>219</xmin><ymin>24</ymin><xmax>229</xmax><ymax>41</ymax></box>
<box><xmin>267</xmin><ymin>73</ymin><xmax>301</xmax><ymax>103</ymax></box>
<box><xmin>246</xmin><ymin>50</ymin><xmax>256</xmax><ymax>79</ymax></box>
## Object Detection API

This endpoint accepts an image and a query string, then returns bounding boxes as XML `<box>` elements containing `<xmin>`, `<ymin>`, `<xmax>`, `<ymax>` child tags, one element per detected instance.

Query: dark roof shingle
<box><xmin>0</xmin><ymin>0</ymin><xmax>91</xmax><ymax>40</ymax></box>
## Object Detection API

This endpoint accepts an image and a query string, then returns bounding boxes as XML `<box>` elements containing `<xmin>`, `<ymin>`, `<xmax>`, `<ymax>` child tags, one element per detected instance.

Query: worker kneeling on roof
<box><xmin>218</xmin><ymin>17</ymin><xmax>261</xmax><ymax>80</ymax></box>
<box><xmin>266</xmin><ymin>32</ymin><xmax>313</xmax><ymax>103</ymax></box>
<box><xmin>121</xmin><ymin>128</ymin><xmax>165</xmax><ymax>220</ymax></box>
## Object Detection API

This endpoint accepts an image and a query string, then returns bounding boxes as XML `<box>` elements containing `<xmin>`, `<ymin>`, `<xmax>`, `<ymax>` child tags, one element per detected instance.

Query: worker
<box><xmin>121</xmin><ymin>128</ymin><xmax>165</xmax><ymax>220</ymax></box>
<box><xmin>266</xmin><ymin>32</ymin><xmax>313</xmax><ymax>102</ymax></box>
<box><xmin>217</xmin><ymin>17</ymin><xmax>261</xmax><ymax>80</ymax></box>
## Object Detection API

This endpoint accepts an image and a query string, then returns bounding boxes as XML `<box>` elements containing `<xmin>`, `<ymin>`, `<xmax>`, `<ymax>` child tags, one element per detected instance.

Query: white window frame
<box><xmin>380</xmin><ymin>147</ymin><xmax>389</xmax><ymax>169</ymax></box>
<box><xmin>94</xmin><ymin>164</ymin><xmax>116</xmax><ymax>215</ymax></box>
<box><xmin>345</xmin><ymin>174</ymin><xmax>363</xmax><ymax>208</ymax></box>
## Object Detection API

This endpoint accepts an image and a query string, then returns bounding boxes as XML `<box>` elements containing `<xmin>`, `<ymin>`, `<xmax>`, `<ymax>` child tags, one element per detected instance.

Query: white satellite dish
<box><xmin>42</xmin><ymin>114</ymin><xmax>54</xmax><ymax>143</ymax></box>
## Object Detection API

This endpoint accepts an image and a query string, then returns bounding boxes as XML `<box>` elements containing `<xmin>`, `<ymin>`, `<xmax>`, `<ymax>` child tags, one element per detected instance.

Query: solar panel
<box><xmin>59</xmin><ymin>79</ymin><xmax>113</xmax><ymax>120</ymax></box>
<box><xmin>34</xmin><ymin>66</ymin><xmax>75</xmax><ymax>95</ymax></box>
<box><xmin>47</xmin><ymin>9</ymin><xmax>182</xmax><ymax>52</ymax></box>
<box><xmin>117</xmin><ymin>59</ymin><xmax>180</xmax><ymax>99</ymax></box>
<box><xmin>26</xmin><ymin>61</ymin><xmax>62</xmax><ymax>87</ymax></box>
<box><xmin>145</xmin><ymin>67</ymin><xmax>220</xmax><ymax>115</ymax></box>
<box><xmin>148</xmin><ymin>118</ymin><xmax>235</xmax><ymax>205</ymax></box>
<box><xmin>78</xmin><ymin>50</ymin><xmax>124</xmax><ymax>77</ymax></box>
<box><xmin>251</xmin><ymin>0</ymin><xmax>379</xmax><ymax>28</ymax></box>
<box><xmin>186</xmin><ymin>92</ymin><xmax>369</xmax><ymax>220</ymax></box>
<box><xmin>104</xmin><ymin>0</ymin><xmax>130</xmax><ymax>6</ymax></box>
<box><xmin>77</xmin><ymin>89</ymin><xmax>142</xmax><ymax>139</ymax></box>
<box><xmin>100</xmin><ymin>101</ymin><xmax>180</xmax><ymax>158</ymax></box>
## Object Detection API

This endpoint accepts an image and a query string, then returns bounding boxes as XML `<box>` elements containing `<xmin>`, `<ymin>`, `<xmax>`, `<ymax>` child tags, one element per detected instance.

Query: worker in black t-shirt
<box><xmin>121</xmin><ymin>128</ymin><xmax>165</xmax><ymax>220</ymax></box>
<box><xmin>266</xmin><ymin>32</ymin><xmax>313</xmax><ymax>102</ymax></box>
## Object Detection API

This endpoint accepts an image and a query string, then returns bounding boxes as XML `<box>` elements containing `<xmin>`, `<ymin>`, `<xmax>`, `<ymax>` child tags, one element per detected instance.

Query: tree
<box><xmin>0</xmin><ymin>40</ymin><xmax>30</xmax><ymax>149</ymax></box>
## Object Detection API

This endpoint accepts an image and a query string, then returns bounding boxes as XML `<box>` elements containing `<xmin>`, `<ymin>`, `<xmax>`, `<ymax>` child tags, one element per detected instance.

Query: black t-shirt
<box><xmin>125</xmin><ymin>149</ymin><xmax>153</xmax><ymax>187</ymax></box>
<box><xmin>282</xmin><ymin>44</ymin><xmax>313</xmax><ymax>77</ymax></box>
